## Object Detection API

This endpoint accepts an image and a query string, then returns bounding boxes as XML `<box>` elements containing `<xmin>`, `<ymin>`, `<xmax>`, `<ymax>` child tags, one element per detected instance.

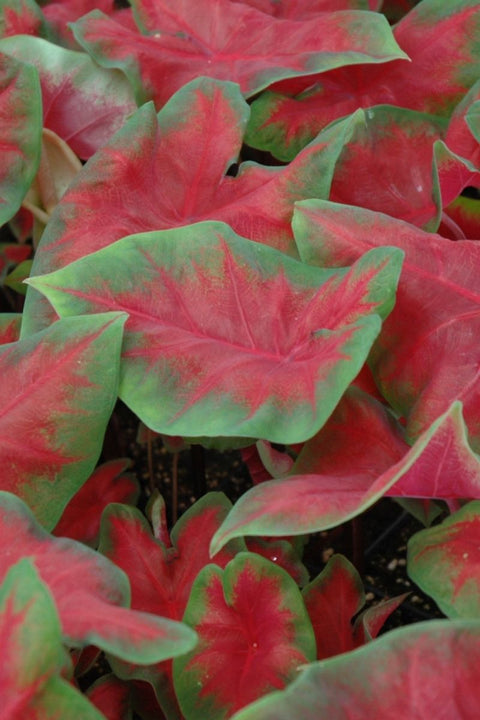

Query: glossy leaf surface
<box><xmin>0</xmin><ymin>313</ymin><xmax>125</xmax><ymax>529</ymax></box>
<box><xmin>293</xmin><ymin>199</ymin><xmax>480</xmax><ymax>448</ymax></box>
<box><xmin>329</xmin><ymin>106</ymin><xmax>445</xmax><ymax>229</ymax></box>
<box><xmin>72</xmin><ymin>3</ymin><xmax>405</xmax><ymax>107</ymax></box>
<box><xmin>408</xmin><ymin>501</ymin><xmax>480</xmax><ymax>619</ymax></box>
<box><xmin>0</xmin><ymin>51</ymin><xmax>41</xmax><ymax>226</ymax></box>
<box><xmin>0</xmin><ymin>491</ymin><xmax>197</xmax><ymax>664</ymax></box>
<box><xmin>173</xmin><ymin>552</ymin><xmax>316</xmax><ymax>720</ymax></box>
<box><xmin>27</xmin><ymin>225</ymin><xmax>401</xmax><ymax>443</ymax></box>
<box><xmin>232</xmin><ymin>619</ymin><xmax>480</xmax><ymax>719</ymax></box>
<box><xmin>0</xmin><ymin>34</ymin><xmax>137</xmax><ymax>159</ymax></box>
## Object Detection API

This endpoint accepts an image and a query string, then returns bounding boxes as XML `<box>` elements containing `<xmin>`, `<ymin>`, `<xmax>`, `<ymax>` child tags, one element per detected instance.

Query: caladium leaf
<box><xmin>99</xmin><ymin>493</ymin><xmax>244</xmax><ymax>714</ymax></box>
<box><xmin>0</xmin><ymin>313</ymin><xmax>125</xmax><ymax>529</ymax></box>
<box><xmin>246</xmin><ymin>0</ymin><xmax>480</xmax><ymax>160</ymax></box>
<box><xmin>0</xmin><ymin>558</ymin><xmax>105</xmax><ymax>720</ymax></box>
<box><xmin>0</xmin><ymin>313</ymin><xmax>21</xmax><ymax>345</ymax></box>
<box><xmin>0</xmin><ymin>34</ymin><xmax>137</xmax><ymax>159</ymax></box>
<box><xmin>408</xmin><ymin>501</ymin><xmax>480</xmax><ymax>619</ymax></box>
<box><xmin>0</xmin><ymin>491</ymin><xmax>197</xmax><ymax>664</ymax></box>
<box><xmin>245</xmin><ymin>537</ymin><xmax>309</xmax><ymax>586</ymax></box>
<box><xmin>21</xmin><ymin>79</ymin><xmax>363</xmax><ymax>335</ymax></box>
<box><xmin>0</xmin><ymin>51</ymin><xmax>42</xmax><ymax>226</ymax></box>
<box><xmin>42</xmin><ymin>0</ymin><xmax>136</xmax><ymax>49</ymax></box>
<box><xmin>302</xmin><ymin>554</ymin><xmax>365</xmax><ymax>659</ymax></box>
<box><xmin>293</xmin><ymin>199</ymin><xmax>480</xmax><ymax>448</ymax></box>
<box><xmin>328</xmin><ymin>106</ymin><xmax>445</xmax><ymax>230</ymax></box>
<box><xmin>173</xmin><ymin>552</ymin><xmax>316</xmax><ymax>720</ymax></box>
<box><xmin>302</xmin><ymin>553</ymin><xmax>406</xmax><ymax>657</ymax></box>
<box><xmin>231</xmin><ymin>619</ymin><xmax>480</xmax><ymax>720</ymax></box>
<box><xmin>0</xmin><ymin>0</ymin><xmax>46</xmax><ymax>39</ymax></box>
<box><xmin>86</xmin><ymin>674</ymin><xmax>133</xmax><ymax>720</ymax></box>
<box><xmin>0</xmin><ymin>241</ymin><xmax>30</xmax><ymax>281</ymax></box>
<box><xmin>72</xmin><ymin>3</ymin><xmax>406</xmax><ymax>107</ymax></box>
<box><xmin>53</xmin><ymin>459</ymin><xmax>139</xmax><ymax>546</ymax></box>
<box><xmin>210</xmin><ymin>392</ymin><xmax>480</xmax><ymax>553</ymax></box>
<box><xmin>233</xmin><ymin>0</ymin><xmax>379</xmax><ymax>18</ymax></box>
<box><xmin>444</xmin><ymin>192</ymin><xmax>480</xmax><ymax>239</ymax></box>
<box><xmin>27</xmin><ymin>225</ymin><xmax>401</xmax><ymax>443</ymax></box>
<box><xmin>100</xmin><ymin>493</ymin><xmax>245</xmax><ymax>624</ymax></box>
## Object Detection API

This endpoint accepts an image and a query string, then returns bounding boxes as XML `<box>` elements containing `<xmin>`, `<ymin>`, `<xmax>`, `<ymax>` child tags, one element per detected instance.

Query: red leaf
<box><xmin>72</xmin><ymin>2</ymin><xmax>404</xmax><ymax>107</ymax></box>
<box><xmin>27</xmin><ymin>225</ymin><xmax>399</xmax><ymax>443</ymax></box>
<box><xmin>233</xmin><ymin>0</ymin><xmax>379</xmax><ymax>19</ymax></box>
<box><xmin>0</xmin><ymin>491</ymin><xmax>197</xmax><ymax>664</ymax></box>
<box><xmin>210</xmin><ymin>391</ymin><xmax>480</xmax><ymax>552</ymax></box>
<box><xmin>0</xmin><ymin>35</ymin><xmax>137</xmax><ymax>159</ymax></box>
<box><xmin>408</xmin><ymin>501</ymin><xmax>480</xmax><ymax>619</ymax></box>
<box><xmin>0</xmin><ymin>313</ymin><xmax>125</xmax><ymax>529</ymax></box>
<box><xmin>53</xmin><ymin>459</ymin><xmax>139</xmax><ymax>547</ymax></box>
<box><xmin>99</xmin><ymin>493</ymin><xmax>244</xmax><ymax>713</ymax></box>
<box><xmin>87</xmin><ymin>674</ymin><xmax>132</xmax><ymax>720</ymax></box>
<box><xmin>231</xmin><ymin>619</ymin><xmax>480</xmax><ymax>719</ymax></box>
<box><xmin>247</xmin><ymin>0</ymin><xmax>480</xmax><ymax>160</ymax></box>
<box><xmin>293</xmin><ymin>199</ymin><xmax>480</xmax><ymax>447</ymax></box>
<box><xmin>173</xmin><ymin>552</ymin><xmax>315</xmax><ymax>719</ymax></box>
<box><xmin>302</xmin><ymin>554</ymin><xmax>364</xmax><ymax>659</ymax></box>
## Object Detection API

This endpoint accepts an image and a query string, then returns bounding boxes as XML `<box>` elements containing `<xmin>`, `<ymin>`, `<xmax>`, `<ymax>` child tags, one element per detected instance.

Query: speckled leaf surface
<box><xmin>0</xmin><ymin>491</ymin><xmax>197</xmax><ymax>665</ymax></box>
<box><xmin>0</xmin><ymin>313</ymin><xmax>125</xmax><ymax>529</ymax></box>
<box><xmin>0</xmin><ymin>558</ymin><xmax>105</xmax><ymax>719</ymax></box>
<box><xmin>0</xmin><ymin>51</ymin><xmax>41</xmax><ymax>226</ymax></box>
<box><xmin>0</xmin><ymin>34</ymin><xmax>137</xmax><ymax>159</ymax></box>
<box><xmin>210</xmin><ymin>392</ymin><xmax>480</xmax><ymax>553</ymax></box>
<box><xmin>408</xmin><ymin>501</ymin><xmax>480</xmax><ymax>619</ymax></box>
<box><xmin>173</xmin><ymin>552</ymin><xmax>316</xmax><ymax>720</ymax></box>
<box><xmin>27</xmin><ymin>225</ymin><xmax>401</xmax><ymax>443</ymax></box>
<box><xmin>231</xmin><ymin>620</ymin><xmax>480</xmax><ymax>720</ymax></box>
<box><xmin>293</xmin><ymin>199</ymin><xmax>480</xmax><ymax>448</ymax></box>
<box><xmin>72</xmin><ymin>2</ymin><xmax>405</xmax><ymax>107</ymax></box>
<box><xmin>21</xmin><ymin>79</ymin><xmax>362</xmax><ymax>335</ymax></box>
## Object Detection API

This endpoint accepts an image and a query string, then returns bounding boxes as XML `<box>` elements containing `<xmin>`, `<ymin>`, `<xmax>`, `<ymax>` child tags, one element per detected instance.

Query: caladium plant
<box><xmin>2</xmin><ymin>0</ymin><xmax>480</xmax><ymax>717</ymax></box>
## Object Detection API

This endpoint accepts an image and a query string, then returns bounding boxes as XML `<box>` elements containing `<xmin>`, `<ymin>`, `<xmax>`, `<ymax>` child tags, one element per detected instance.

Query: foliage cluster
<box><xmin>2</xmin><ymin>0</ymin><xmax>480</xmax><ymax>717</ymax></box>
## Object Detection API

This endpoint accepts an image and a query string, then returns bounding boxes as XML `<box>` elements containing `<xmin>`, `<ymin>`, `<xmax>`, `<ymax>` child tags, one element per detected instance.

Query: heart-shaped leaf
<box><xmin>27</xmin><ymin>225</ymin><xmax>401</xmax><ymax>443</ymax></box>
<box><xmin>173</xmin><ymin>552</ymin><xmax>316</xmax><ymax>720</ymax></box>
<box><xmin>0</xmin><ymin>491</ymin><xmax>197</xmax><ymax>665</ymax></box>
<box><xmin>99</xmin><ymin>493</ymin><xmax>245</xmax><ymax>715</ymax></box>
<box><xmin>0</xmin><ymin>51</ymin><xmax>42</xmax><ymax>226</ymax></box>
<box><xmin>72</xmin><ymin>3</ymin><xmax>405</xmax><ymax>107</ymax></box>
<box><xmin>293</xmin><ymin>198</ymin><xmax>480</xmax><ymax>448</ymax></box>
<box><xmin>0</xmin><ymin>558</ymin><xmax>105</xmax><ymax>719</ymax></box>
<box><xmin>231</xmin><ymin>619</ymin><xmax>480</xmax><ymax>719</ymax></box>
<box><xmin>408</xmin><ymin>501</ymin><xmax>480</xmax><ymax>619</ymax></box>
